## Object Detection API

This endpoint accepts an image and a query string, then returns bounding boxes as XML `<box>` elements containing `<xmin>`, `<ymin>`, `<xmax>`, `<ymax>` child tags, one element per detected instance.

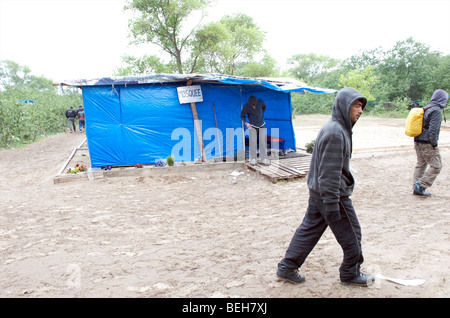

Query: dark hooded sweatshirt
<box><xmin>414</xmin><ymin>89</ymin><xmax>449</xmax><ymax>147</ymax></box>
<box><xmin>307</xmin><ymin>88</ymin><xmax>367</xmax><ymax>213</ymax></box>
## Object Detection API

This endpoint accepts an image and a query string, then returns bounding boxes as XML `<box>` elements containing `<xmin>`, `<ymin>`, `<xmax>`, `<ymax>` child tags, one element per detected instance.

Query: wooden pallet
<box><xmin>245</xmin><ymin>154</ymin><xmax>311</xmax><ymax>183</ymax></box>
<box><xmin>278</xmin><ymin>155</ymin><xmax>312</xmax><ymax>172</ymax></box>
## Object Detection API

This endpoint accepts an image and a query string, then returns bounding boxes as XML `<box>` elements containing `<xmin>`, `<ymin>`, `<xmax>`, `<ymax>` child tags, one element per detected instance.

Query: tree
<box><xmin>287</xmin><ymin>53</ymin><xmax>340</xmax><ymax>84</ymax></box>
<box><xmin>379</xmin><ymin>37</ymin><xmax>440</xmax><ymax>101</ymax></box>
<box><xmin>0</xmin><ymin>60</ymin><xmax>29</xmax><ymax>87</ymax></box>
<box><xmin>286</xmin><ymin>53</ymin><xmax>341</xmax><ymax>116</ymax></box>
<box><xmin>115</xmin><ymin>54</ymin><xmax>173</xmax><ymax>75</ymax></box>
<box><xmin>426</xmin><ymin>54</ymin><xmax>450</xmax><ymax>97</ymax></box>
<box><xmin>0</xmin><ymin>60</ymin><xmax>52</xmax><ymax>90</ymax></box>
<box><xmin>339</xmin><ymin>65</ymin><xmax>379</xmax><ymax>102</ymax></box>
<box><xmin>123</xmin><ymin>4</ymin><xmax>268</xmax><ymax>76</ymax></box>
<box><xmin>198</xmin><ymin>13</ymin><xmax>265</xmax><ymax>75</ymax></box>
<box><xmin>187</xmin><ymin>20</ymin><xmax>229</xmax><ymax>73</ymax></box>
<box><xmin>125</xmin><ymin>0</ymin><xmax>211</xmax><ymax>73</ymax></box>
<box><xmin>190</xmin><ymin>13</ymin><xmax>266</xmax><ymax>74</ymax></box>
<box><xmin>0</xmin><ymin>60</ymin><xmax>82</xmax><ymax>148</ymax></box>
<box><xmin>234</xmin><ymin>53</ymin><xmax>279</xmax><ymax>78</ymax></box>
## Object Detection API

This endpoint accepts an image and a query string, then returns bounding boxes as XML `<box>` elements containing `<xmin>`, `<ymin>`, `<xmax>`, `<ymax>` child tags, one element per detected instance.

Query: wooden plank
<box><xmin>271</xmin><ymin>161</ymin><xmax>305</xmax><ymax>175</ymax></box>
<box><xmin>268</xmin><ymin>163</ymin><xmax>297</xmax><ymax>176</ymax></box>
<box><xmin>56</xmin><ymin>147</ymin><xmax>77</xmax><ymax>176</ymax></box>
<box><xmin>53</xmin><ymin>171</ymin><xmax>103</xmax><ymax>184</ymax></box>
<box><xmin>261</xmin><ymin>163</ymin><xmax>295</xmax><ymax>177</ymax></box>
<box><xmin>186</xmin><ymin>81</ymin><xmax>206</xmax><ymax>162</ymax></box>
<box><xmin>55</xmin><ymin>138</ymin><xmax>88</xmax><ymax>177</ymax></box>
<box><xmin>190</xmin><ymin>101</ymin><xmax>207</xmax><ymax>162</ymax></box>
<box><xmin>245</xmin><ymin>155</ymin><xmax>309</xmax><ymax>183</ymax></box>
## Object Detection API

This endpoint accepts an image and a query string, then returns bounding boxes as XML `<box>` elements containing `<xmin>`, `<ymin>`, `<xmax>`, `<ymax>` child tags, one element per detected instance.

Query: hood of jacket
<box><xmin>428</xmin><ymin>89</ymin><xmax>448</xmax><ymax>109</ymax></box>
<box><xmin>331</xmin><ymin>87</ymin><xmax>367</xmax><ymax>130</ymax></box>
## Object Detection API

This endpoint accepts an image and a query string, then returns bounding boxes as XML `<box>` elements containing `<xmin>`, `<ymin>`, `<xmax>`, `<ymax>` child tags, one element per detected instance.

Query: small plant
<box><xmin>166</xmin><ymin>155</ymin><xmax>175</xmax><ymax>166</ymax></box>
<box><xmin>67</xmin><ymin>163</ymin><xmax>87</xmax><ymax>174</ymax></box>
<box><xmin>103</xmin><ymin>165</ymin><xmax>112</xmax><ymax>171</ymax></box>
<box><xmin>154</xmin><ymin>159</ymin><xmax>167</xmax><ymax>167</ymax></box>
<box><xmin>135</xmin><ymin>163</ymin><xmax>143</xmax><ymax>168</ymax></box>
<box><xmin>305</xmin><ymin>140</ymin><xmax>315</xmax><ymax>154</ymax></box>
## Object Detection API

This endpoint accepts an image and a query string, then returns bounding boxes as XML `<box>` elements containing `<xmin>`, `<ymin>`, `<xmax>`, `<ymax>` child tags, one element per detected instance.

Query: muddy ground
<box><xmin>0</xmin><ymin>115</ymin><xmax>449</xmax><ymax>298</ymax></box>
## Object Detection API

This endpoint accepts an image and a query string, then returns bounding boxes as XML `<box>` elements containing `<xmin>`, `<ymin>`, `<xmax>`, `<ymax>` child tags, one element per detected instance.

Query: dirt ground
<box><xmin>0</xmin><ymin>115</ymin><xmax>449</xmax><ymax>298</ymax></box>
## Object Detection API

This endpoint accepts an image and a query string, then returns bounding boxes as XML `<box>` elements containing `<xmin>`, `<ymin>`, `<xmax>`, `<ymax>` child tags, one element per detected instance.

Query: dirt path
<box><xmin>0</xmin><ymin>116</ymin><xmax>449</xmax><ymax>298</ymax></box>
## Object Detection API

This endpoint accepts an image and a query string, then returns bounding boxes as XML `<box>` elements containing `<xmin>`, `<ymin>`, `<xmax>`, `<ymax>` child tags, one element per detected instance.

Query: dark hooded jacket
<box><xmin>240</xmin><ymin>97</ymin><xmax>267</xmax><ymax>128</ymax></box>
<box><xmin>66</xmin><ymin>108</ymin><xmax>77</xmax><ymax>118</ymax></box>
<box><xmin>414</xmin><ymin>89</ymin><xmax>448</xmax><ymax>147</ymax></box>
<box><xmin>307</xmin><ymin>88</ymin><xmax>367</xmax><ymax>213</ymax></box>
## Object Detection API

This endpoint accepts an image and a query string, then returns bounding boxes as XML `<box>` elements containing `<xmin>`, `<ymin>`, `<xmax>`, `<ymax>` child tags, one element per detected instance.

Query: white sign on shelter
<box><xmin>177</xmin><ymin>85</ymin><xmax>203</xmax><ymax>104</ymax></box>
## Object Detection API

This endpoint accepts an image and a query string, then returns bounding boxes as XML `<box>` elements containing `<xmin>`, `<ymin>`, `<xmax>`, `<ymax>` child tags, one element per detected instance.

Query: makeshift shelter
<box><xmin>59</xmin><ymin>74</ymin><xmax>336</xmax><ymax>168</ymax></box>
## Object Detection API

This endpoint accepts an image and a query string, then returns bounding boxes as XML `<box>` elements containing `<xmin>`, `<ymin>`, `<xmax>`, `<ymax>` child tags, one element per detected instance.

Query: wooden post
<box><xmin>190</xmin><ymin>102</ymin><xmax>207</xmax><ymax>162</ymax></box>
<box><xmin>187</xmin><ymin>80</ymin><xmax>207</xmax><ymax>162</ymax></box>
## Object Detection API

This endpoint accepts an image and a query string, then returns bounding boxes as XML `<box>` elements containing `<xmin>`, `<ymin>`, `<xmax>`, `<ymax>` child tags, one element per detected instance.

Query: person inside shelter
<box><xmin>240</xmin><ymin>95</ymin><xmax>271</xmax><ymax>166</ymax></box>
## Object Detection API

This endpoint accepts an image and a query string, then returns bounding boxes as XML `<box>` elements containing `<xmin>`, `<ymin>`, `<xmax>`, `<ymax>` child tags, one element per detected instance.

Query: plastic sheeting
<box><xmin>82</xmin><ymin>82</ymin><xmax>297</xmax><ymax>167</ymax></box>
<box><xmin>61</xmin><ymin>73</ymin><xmax>337</xmax><ymax>94</ymax></box>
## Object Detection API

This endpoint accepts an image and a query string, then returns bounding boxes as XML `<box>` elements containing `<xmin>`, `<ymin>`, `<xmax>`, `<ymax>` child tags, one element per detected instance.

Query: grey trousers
<box><xmin>249</xmin><ymin>127</ymin><xmax>267</xmax><ymax>160</ymax></box>
<box><xmin>414</xmin><ymin>142</ymin><xmax>442</xmax><ymax>189</ymax></box>
<box><xmin>68</xmin><ymin>117</ymin><xmax>76</xmax><ymax>132</ymax></box>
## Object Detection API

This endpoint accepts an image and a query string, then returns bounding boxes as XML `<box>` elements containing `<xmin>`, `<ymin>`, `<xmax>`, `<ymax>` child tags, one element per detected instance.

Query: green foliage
<box><xmin>364</xmin><ymin>97</ymin><xmax>411</xmax><ymax>118</ymax></box>
<box><xmin>287</xmin><ymin>53</ymin><xmax>340</xmax><ymax>84</ymax></box>
<box><xmin>166</xmin><ymin>155</ymin><xmax>175</xmax><ymax>166</ymax></box>
<box><xmin>291</xmin><ymin>38</ymin><xmax>448</xmax><ymax>117</ymax></box>
<box><xmin>122</xmin><ymin>1</ymin><xmax>270</xmax><ymax>76</ymax></box>
<box><xmin>204</xmin><ymin>13</ymin><xmax>265</xmax><ymax>75</ymax></box>
<box><xmin>189</xmin><ymin>13</ymin><xmax>267</xmax><ymax>74</ymax></box>
<box><xmin>305</xmin><ymin>140</ymin><xmax>315</xmax><ymax>154</ymax></box>
<box><xmin>290</xmin><ymin>68</ymin><xmax>341</xmax><ymax>115</ymax></box>
<box><xmin>339</xmin><ymin>65</ymin><xmax>379</xmax><ymax>102</ymax></box>
<box><xmin>0</xmin><ymin>60</ymin><xmax>82</xmax><ymax>148</ymax></box>
<box><xmin>115</xmin><ymin>54</ymin><xmax>173</xmax><ymax>75</ymax></box>
<box><xmin>234</xmin><ymin>53</ymin><xmax>280</xmax><ymax>78</ymax></box>
<box><xmin>125</xmin><ymin>0</ymin><xmax>212</xmax><ymax>73</ymax></box>
<box><xmin>120</xmin><ymin>3</ymin><xmax>446</xmax><ymax>117</ymax></box>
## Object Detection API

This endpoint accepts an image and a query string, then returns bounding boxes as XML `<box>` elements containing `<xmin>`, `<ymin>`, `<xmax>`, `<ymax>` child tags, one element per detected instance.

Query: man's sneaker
<box><xmin>249</xmin><ymin>158</ymin><xmax>257</xmax><ymax>165</ymax></box>
<box><xmin>276</xmin><ymin>267</ymin><xmax>305</xmax><ymax>284</ymax></box>
<box><xmin>341</xmin><ymin>273</ymin><xmax>375</xmax><ymax>287</ymax></box>
<box><xmin>413</xmin><ymin>181</ymin><xmax>431</xmax><ymax>197</ymax></box>
<box><xmin>262</xmin><ymin>159</ymin><xmax>270</xmax><ymax>166</ymax></box>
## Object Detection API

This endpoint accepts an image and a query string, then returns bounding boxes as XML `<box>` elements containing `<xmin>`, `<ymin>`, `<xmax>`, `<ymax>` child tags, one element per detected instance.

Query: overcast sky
<box><xmin>1</xmin><ymin>0</ymin><xmax>449</xmax><ymax>83</ymax></box>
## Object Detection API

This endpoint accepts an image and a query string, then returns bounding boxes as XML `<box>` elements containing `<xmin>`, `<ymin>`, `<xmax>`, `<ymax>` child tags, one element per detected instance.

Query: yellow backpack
<box><xmin>405</xmin><ymin>107</ymin><xmax>424</xmax><ymax>137</ymax></box>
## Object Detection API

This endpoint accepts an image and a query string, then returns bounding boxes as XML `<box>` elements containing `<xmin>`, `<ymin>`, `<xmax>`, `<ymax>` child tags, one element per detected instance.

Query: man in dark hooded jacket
<box><xmin>413</xmin><ymin>89</ymin><xmax>448</xmax><ymax>197</ymax></box>
<box><xmin>276</xmin><ymin>87</ymin><xmax>374</xmax><ymax>286</ymax></box>
<box><xmin>65</xmin><ymin>106</ymin><xmax>77</xmax><ymax>133</ymax></box>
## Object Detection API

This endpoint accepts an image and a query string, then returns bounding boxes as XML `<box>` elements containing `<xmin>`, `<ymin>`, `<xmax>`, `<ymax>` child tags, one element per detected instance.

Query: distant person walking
<box><xmin>277</xmin><ymin>87</ymin><xmax>374</xmax><ymax>287</ymax></box>
<box><xmin>240</xmin><ymin>95</ymin><xmax>270</xmax><ymax>165</ymax></box>
<box><xmin>413</xmin><ymin>89</ymin><xmax>448</xmax><ymax>197</ymax></box>
<box><xmin>77</xmin><ymin>106</ymin><xmax>85</xmax><ymax>132</ymax></box>
<box><xmin>65</xmin><ymin>106</ymin><xmax>77</xmax><ymax>133</ymax></box>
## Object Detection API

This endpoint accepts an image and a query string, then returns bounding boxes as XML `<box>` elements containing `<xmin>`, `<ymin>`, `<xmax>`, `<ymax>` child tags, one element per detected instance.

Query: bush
<box><xmin>166</xmin><ymin>155</ymin><xmax>175</xmax><ymax>166</ymax></box>
<box><xmin>305</xmin><ymin>140</ymin><xmax>315</xmax><ymax>154</ymax></box>
<box><xmin>365</xmin><ymin>97</ymin><xmax>410</xmax><ymax>118</ymax></box>
<box><xmin>0</xmin><ymin>87</ymin><xmax>82</xmax><ymax>148</ymax></box>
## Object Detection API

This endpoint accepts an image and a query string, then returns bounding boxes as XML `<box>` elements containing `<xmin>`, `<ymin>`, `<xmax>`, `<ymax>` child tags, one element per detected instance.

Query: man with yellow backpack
<box><xmin>409</xmin><ymin>89</ymin><xmax>448</xmax><ymax>197</ymax></box>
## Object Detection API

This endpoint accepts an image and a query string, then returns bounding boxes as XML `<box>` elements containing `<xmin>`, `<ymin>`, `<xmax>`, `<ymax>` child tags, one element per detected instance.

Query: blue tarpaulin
<box><xmin>60</xmin><ymin>74</ymin><xmax>336</xmax><ymax>167</ymax></box>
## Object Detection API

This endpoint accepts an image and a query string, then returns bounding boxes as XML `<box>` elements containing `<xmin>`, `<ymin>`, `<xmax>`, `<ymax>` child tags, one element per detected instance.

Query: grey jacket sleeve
<box><xmin>317</xmin><ymin>133</ymin><xmax>344</xmax><ymax>212</ymax></box>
